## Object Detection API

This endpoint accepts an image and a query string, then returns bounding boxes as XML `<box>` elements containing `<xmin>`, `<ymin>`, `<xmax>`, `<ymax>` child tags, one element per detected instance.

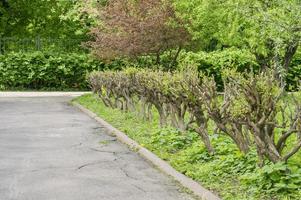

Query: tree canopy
<box><xmin>0</xmin><ymin>0</ymin><xmax>88</xmax><ymax>39</ymax></box>
<box><xmin>174</xmin><ymin>0</ymin><xmax>301</xmax><ymax>71</ymax></box>
<box><xmin>84</xmin><ymin>0</ymin><xmax>191</xmax><ymax>63</ymax></box>
<box><xmin>1</xmin><ymin>0</ymin><xmax>300</xmax><ymax>73</ymax></box>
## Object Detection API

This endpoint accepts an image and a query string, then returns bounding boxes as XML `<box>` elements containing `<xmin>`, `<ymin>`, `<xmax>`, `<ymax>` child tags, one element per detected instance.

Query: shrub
<box><xmin>0</xmin><ymin>51</ymin><xmax>104</xmax><ymax>90</ymax></box>
<box><xmin>178</xmin><ymin>48</ymin><xmax>301</xmax><ymax>90</ymax></box>
<box><xmin>178</xmin><ymin>48</ymin><xmax>259</xmax><ymax>90</ymax></box>
<box><xmin>88</xmin><ymin>68</ymin><xmax>301</xmax><ymax>165</ymax></box>
<box><xmin>222</xmin><ymin>70</ymin><xmax>301</xmax><ymax>165</ymax></box>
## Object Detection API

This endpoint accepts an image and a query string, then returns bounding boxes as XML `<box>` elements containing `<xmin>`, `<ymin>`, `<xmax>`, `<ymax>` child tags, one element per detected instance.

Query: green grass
<box><xmin>73</xmin><ymin>94</ymin><xmax>301</xmax><ymax>200</ymax></box>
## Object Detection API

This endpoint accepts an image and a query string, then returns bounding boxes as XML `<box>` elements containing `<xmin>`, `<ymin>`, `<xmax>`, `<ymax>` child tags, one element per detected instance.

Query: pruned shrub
<box><xmin>88</xmin><ymin>68</ymin><xmax>301</xmax><ymax>164</ymax></box>
<box><xmin>223</xmin><ymin>70</ymin><xmax>301</xmax><ymax>165</ymax></box>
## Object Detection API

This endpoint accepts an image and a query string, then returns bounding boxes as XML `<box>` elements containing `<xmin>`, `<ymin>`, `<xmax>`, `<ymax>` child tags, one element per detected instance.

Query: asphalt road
<box><xmin>0</xmin><ymin>97</ymin><xmax>195</xmax><ymax>200</ymax></box>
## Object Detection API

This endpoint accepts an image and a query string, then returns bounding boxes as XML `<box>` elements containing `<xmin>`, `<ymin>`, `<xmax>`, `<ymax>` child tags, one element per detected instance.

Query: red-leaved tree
<box><xmin>84</xmin><ymin>0</ymin><xmax>190</xmax><ymax>64</ymax></box>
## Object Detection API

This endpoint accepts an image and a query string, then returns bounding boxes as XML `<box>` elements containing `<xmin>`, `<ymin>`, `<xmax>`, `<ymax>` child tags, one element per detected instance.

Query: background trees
<box><xmin>0</xmin><ymin>0</ymin><xmax>87</xmax><ymax>38</ymax></box>
<box><xmin>0</xmin><ymin>0</ymin><xmax>92</xmax><ymax>53</ymax></box>
<box><xmin>174</xmin><ymin>0</ymin><xmax>301</xmax><ymax>73</ymax></box>
<box><xmin>80</xmin><ymin>0</ymin><xmax>301</xmax><ymax>88</ymax></box>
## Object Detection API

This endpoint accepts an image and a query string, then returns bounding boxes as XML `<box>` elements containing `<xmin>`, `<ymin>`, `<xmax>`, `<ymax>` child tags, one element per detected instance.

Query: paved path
<box><xmin>0</xmin><ymin>97</ymin><xmax>195</xmax><ymax>200</ymax></box>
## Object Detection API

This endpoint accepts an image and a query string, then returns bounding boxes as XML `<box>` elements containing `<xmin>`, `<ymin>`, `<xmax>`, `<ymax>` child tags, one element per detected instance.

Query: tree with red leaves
<box><xmin>85</xmin><ymin>0</ymin><xmax>190</xmax><ymax>65</ymax></box>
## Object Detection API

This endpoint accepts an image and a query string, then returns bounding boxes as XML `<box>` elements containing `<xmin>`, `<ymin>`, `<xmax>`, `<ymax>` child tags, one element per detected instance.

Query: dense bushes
<box><xmin>0</xmin><ymin>52</ymin><xmax>104</xmax><ymax>90</ymax></box>
<box><xmin>88</xmin><ymin>68</ymin><xmax>301</xmax><ymax>165</ymax></box>
<box><xmin>178</xmin><ymin>49</ymin><xmax>259</xmax><ymax>89</ymax></box>
<box><xmin>1</xmin><ymin>49</ymin><xmax>298</xmax><ymax>91</ymax></box>
<box><xmin>178</xmin><ymin>48</ymin><xmax>301</xmax><ymax>90</ymax></box>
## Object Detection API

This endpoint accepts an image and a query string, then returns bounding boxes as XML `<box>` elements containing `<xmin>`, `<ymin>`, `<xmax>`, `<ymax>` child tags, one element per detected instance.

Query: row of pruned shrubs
<box><xmin>88</xmin><ymin>68</ymin><xmax>301</xmax><ymax>166</ymax></box>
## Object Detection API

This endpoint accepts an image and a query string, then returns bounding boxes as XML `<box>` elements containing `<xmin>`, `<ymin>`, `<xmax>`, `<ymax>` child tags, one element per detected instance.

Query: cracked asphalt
<box><xmin>0</xmin><ymin>97</ymin><xmax>195</xmax><ymax>200</ymax></box>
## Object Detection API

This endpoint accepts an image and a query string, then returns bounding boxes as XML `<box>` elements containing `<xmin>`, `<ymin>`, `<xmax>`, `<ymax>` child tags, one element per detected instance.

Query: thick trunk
<box><xmin>169</xmin><ymin>102</ymin><xmax>187</xmax><ymax>131</ymax></box>
<box><xmin>169</xmin><ymin>46</ymin><xmax>182</xmax><ymax>68</ymax></box>
<box><xmin>140</xmin><ymin>97</ymin><xmax>152</xmax><ymax>120</ymax></box>
<box><xmin>154</xmin><ymin>104</ymin><xmax>167</xmax><ymax>127</ymax></box>
<box><xmin>196</xmin><ymin>126</ymin><xmax>214</xmax><ymax>154</ymax></box>
<box><xmin>156</xmin><ymin>51</ymin><xmax>161</xmax><ymax>65</ymax></box>
<box><xmin>215</xmin><ymin>122</ymin><xmax>250</xmax><ymax>154</ymax></box>
<box><xmin>98</xmin><ymin>93</ymin><xmax>113</xmax><ymax>108</ymax></box>
<box><xmin>253</xmin><ymin>127</ymin><xmax>282</xmax><ymax>164</ymax></box>
<box><xmin>170</xmin><ymin>111</ymin><xmax>178</xmax><ymax>128</ymax></box>
<box><xmin>176</xmin><ymin>117</ymin><xmax>186</xmax><ymax>131</ymax></box>
<box><xmin>124</xmin><ymin>96</ymin><xmax>134</xmax><ymax>112</ymax></box>
<box><xmin>232</xmin><ymin>124</ymin><xmax>250</xmax><ymax>154</ymax></box>
<box><xmin>147</xmin><ymin>103</ymin><xmax>153</xmax><ymax>120</ymax></box>
<box><xmin>140</xmin><ymin>99</ymin><xmax>147</xmax><ymax>119</ymax></box>
<box><xmin>283</xmin><ymin>43</ymin><xmax>298</xmax><ymax>71</ymax></box>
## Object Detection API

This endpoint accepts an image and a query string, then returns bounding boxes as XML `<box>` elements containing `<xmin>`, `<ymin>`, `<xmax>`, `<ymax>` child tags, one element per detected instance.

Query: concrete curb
<box><xmin>73</xmin><ymin>102</ymin><xmax>221</xmax><ymax>200</ymax></box>
<box><xmin>0</xmin><ymin>92</ymin><xmax>91</xmax><ymax>98</ymax></box>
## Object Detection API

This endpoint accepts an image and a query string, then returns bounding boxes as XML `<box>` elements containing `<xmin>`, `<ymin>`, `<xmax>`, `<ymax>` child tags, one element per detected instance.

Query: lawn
<box><xmin>74</xmin><ymin>94</ymin><xmax>301</xmax><ymax>200</ymax></box>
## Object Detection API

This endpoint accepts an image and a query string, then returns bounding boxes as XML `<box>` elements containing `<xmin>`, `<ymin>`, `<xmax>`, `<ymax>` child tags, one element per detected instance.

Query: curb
<box><xmin>73</xmin><ymin>102</ymin><xmax>221</xmax><ymax>200</ymax></box>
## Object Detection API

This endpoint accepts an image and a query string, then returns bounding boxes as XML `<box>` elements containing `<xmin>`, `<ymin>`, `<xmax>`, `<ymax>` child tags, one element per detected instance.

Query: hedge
<box><xmin>0</xmin><ymin>51</ymin><xmax>104</xmax><ymax>90</ymax></box>
<box><xmin>1</xmin><ymin>49</ymin><xmax>300</xmax><ymax>91</ymax></box>
<box><xmin>178</xmin><ymin>48</ymin><xmax>259</xmax><ymax>89</ymax></box>
<box><xmin>178</xmin><ymin>48</ymin><xmax>301</xmax><ymax>90</ymax></box>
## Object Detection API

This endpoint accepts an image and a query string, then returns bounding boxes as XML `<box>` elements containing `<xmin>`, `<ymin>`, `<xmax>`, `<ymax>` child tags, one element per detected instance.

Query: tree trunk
<box><xmin>154</xmin><ymin>104</ymin><xmax>167</xmax><ymax>127</ymax></box>
<box><xmin>283</xmin><ymin>43</ymin><xmax>298</xmax><ymax>71</ymax></box>
<box><xmin>169</xmin><ymin>46</ymin><xmax>182</xmax><ymax>68</ymax></box>
<box><xmin>215</xmin><ymin>122</ymin><xmax>250</xmax><ymax>154</ymax></box>
<box><xmin>156</xmin><ymin>51</ymin><xmax>161</xmax><ymax>65</ymax></box>
<box><xmin>195</xmin><ymin>126</ymin><xmax>214</xmax><ymax>154</ymax></box>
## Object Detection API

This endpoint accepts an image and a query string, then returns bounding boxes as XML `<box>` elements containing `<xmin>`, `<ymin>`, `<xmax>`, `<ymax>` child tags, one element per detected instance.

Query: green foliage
<box><xmin>150</xmin><ymin>127</ymin><xmax>199</xmax><ymax>155</ymax></box>
<box><xmin>0</xmin><ymin>0</ymin><xmax>92</xmax><ymax>54</ymax></box>
<box><xmin>241</xmin><ymin>163</ymin><xmax>301</xmax><ymax>197</ymax></box>
<box><xmin>178</xmin><ymin>48</ymin><xmax>259</xmax><ymax>89</ymax></box>
<box><xmin>74</xmin><ymin>94</ymin><xmax>301</xmax><ymax>200</ymax></box>
<box><xmin>173</xmin><ymin>0</ymin><xmax>244</xmax><ymax>51</ymax></box>
<box><xmin>0</xmin><ymin>0</ymin><xmax>88</xmax><ymax>39</ymax></box>
<box><xmin>173</xmin><ymin>0</ymin><xmax>301</xmax><ymax>89</ymax></box>
<box><xmin>174</xmin><ymin>0</ymin><xmax>301</xmax><ymax>54</ymax></box>
<box><xmin>287</xmin><ymin>51</ymin><xmax>301</xmax><ymax>91</ymax></box>
<box><xmin>178</xmin><ymin>48</ymin><xmax>301</xmax><ymax>90</ymax></box>
<box><xmin>0</xmin><ymin>51</ymin><xmax>104</xmax><ymax>90</ymax></box>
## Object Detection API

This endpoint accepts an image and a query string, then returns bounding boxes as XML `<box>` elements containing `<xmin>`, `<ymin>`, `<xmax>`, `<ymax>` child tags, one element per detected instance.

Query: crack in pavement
<box><xmin>119</xmin><ymin>163</ymin><xmax>141</xmax><ymax>181</ymax></box>
<box><xmin>77</xmin><ymin>159</ymin><xmax>117</xmax><ymax>170</ymax></box>
<box><xmin>88</xmin><ymin>147</ymin><xmax>116</xmax><ymax>154</ymax></box>
<box><xmin>88</xmin><ymin>147</ymin><xmax>131</xmax><ymax>155</ymax></box>
<box><xmin>132</xmin><ymin>184</ymin><xmax>147</xmax><ymax>193</ymax></box>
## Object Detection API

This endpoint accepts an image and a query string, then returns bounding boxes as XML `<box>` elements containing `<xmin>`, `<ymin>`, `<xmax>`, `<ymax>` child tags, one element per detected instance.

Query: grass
<box><xmin>73</xmin><ymin>94</ymin><xmax>301</xmax><ymax>200</ymax></box>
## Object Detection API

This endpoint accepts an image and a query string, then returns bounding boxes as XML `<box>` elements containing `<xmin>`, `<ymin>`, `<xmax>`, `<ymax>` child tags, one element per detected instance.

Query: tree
<box><xmin>0</xmin><ymin>0</ymin><xmax>88</xmax><ymax>41</ymax></box>
<box><xmin>174</xmin><ymin>0</ymin><xmax>301</xmax><ymax>74</ymax></box>
<box><xmin>84</xmin><ymin>0</ymin><xmax>191</xmax><ymax>64</ymax></box>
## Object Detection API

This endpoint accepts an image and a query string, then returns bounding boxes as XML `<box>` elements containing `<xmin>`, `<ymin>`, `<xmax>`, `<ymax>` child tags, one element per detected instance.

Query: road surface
<box><xmin>0</xmin><ymin>96</ymin><xmax>195</xmax><ymax>200</ymax></box>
